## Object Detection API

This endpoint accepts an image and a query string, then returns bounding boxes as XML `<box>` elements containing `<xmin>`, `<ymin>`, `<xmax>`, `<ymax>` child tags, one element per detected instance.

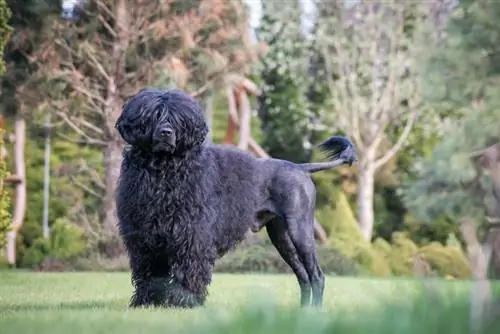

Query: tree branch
<box><xmin>55</xmin><ymin>110</ymin><xmax>104</xmax><ymax>144</ymax></box>
<box><xmin>57</xmin><ymin>133</ymin><xmax>107</xmax><ymax>147</ymax></box>
<box><xmin>322</xmin><ymin>42</ymin><xmax>364</xmax><ymax>150</ymax></box>
<box><xmin>69</xmin><ymin>175</ymin><xmax>104</xmax><ymax>199</ymax></box>
<box><xmin>373</xmin><ymin>105</ymin><xmax>421</xmax><ymax>170</ymax></box>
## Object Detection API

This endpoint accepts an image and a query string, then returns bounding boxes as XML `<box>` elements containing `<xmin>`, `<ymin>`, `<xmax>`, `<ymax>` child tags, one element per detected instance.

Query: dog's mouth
<box><xmin>152</xmin><ymin>141</ymin><xmax>175</xmax><ymax>154</ymax></box>
<box><xmin>152</xmin><ymin>143</ymin><xmax>175</xmax><ymax>153</ymax></box>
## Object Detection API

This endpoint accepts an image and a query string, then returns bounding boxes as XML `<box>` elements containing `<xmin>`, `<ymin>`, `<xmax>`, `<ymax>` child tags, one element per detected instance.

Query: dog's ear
<box><xmin>182</xmin><ymin>121</ymin><xmax>209</xmax><ymax>151</ymax></box>
<box><xmin>115</xmin><ymin>89</ymin><xmax>157</xmax><ymax>147</ymax></box>
<box><xmin>115</xmin><ymin>115</ymin><xmax>137</xmax><ymax>146</ymax></box>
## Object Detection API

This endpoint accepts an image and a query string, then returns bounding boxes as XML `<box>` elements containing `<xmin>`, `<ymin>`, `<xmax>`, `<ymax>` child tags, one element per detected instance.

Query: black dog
<box><xmin>115</xmin><ymin>88</ymin><xmax>357</xmax><ymax>309</ymax></box>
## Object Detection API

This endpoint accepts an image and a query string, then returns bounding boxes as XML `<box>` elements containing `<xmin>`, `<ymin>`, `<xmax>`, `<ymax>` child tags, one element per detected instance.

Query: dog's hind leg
<box><xmin>285</xmin><ymin>212</ymin><xmax>325</xmax><ymax>308</ymax></box>
<box><xmin>268</xmin><ymin>172</ymin><xmax>325</xmax><ymax>307</ymax></box>
<box><xmin>266</xmin><ymin>217</ymin><xmax>312</xmax><ymax>307</ymax></box>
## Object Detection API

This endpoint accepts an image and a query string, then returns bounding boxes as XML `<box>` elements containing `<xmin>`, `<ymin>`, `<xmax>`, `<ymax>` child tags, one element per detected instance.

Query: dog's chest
<box><xmin>131</xmin><ymin>169</ymin><xmax>204</xmax><ymax>228</ymax></box>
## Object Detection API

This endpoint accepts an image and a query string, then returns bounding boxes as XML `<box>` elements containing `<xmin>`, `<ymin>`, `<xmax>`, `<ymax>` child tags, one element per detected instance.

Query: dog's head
<box><xmin>115</xmin><ymin>88</ymin><xmax>208</xmax><ymax>155</ymax></box>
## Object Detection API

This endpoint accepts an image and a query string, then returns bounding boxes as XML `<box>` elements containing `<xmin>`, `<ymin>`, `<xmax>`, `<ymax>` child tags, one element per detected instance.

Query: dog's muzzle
<box><xmin>153</xmin><ymin>126</ymin><xmax>176</xmax><ymax>153</ymax></box>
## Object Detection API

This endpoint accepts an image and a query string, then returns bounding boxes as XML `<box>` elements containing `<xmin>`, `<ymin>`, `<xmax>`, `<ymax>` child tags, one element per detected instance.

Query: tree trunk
<box><xmin>99</xmin><ymin>137</ymin><xmax>124</xmax><ymax>258</ymax></box>
<box><xmin>5</xmin><ymin>117</ymin><xmax>26</xmax><ymax>266</ymax></box>
<box><xmin>237</xmin><ymin>89</ymin><xmax>251</xmax><ymax>151</ymax></box>
<box><xmin>224</xmin><ymin>85</ymin><xmax>238</xmax><ymax>144</ymax></box>
<box><xmin>488</xmin><ymin>227</ymin><xmax>500</xmax><ymax>279</ymax></box>
<box><xmin>202</xmin><ymin>89</ymin><xmax>213</xmax><ymax>144</ymax></box>
<box><xmin>357</xmin><ymin>165</ymin><xmax>375</xmax><ymax>241</ymax></box>
<box><xmin>100</xmin><ymin>138</ymin><xmax>123</xmax><ymax>248</ymax></box>
<box><xmin>98</xmin><ymin>0</ymin><xmax>129</xmax><ymax>257</ymax></box>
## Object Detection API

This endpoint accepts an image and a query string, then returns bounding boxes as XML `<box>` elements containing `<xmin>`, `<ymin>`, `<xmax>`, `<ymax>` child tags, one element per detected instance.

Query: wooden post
<box><xmin>236</xmin><ymin>88</ymin><xmax>251</xmax><ymax>151</ymax></box>
<box><xmin>5</xmin><ymin>116</ymin><xmax>27</xmax><ymax>266</ymax></box>
<box><xmin>42</xmin><ymin>113</ymin><xmax>52</xmax><ymax>239</ymax></box>
<box><xmin>225</xmin><ymin>85</ymin><xmax>238</xmax><ymax>145</ymax></box>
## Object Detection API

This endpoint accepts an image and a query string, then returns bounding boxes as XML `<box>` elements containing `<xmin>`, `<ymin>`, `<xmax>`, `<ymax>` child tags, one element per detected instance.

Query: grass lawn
<box><xmin>0</xmin><ymin>271</ymin><xmax>499</xmax><ymax>334</ymax></box>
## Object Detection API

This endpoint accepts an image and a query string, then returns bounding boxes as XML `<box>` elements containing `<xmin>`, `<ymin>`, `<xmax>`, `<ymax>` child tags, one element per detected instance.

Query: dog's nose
<box><xmin>159</xmin><ymin>128</ymin><xmax>173</xmax><ymax>137</ymax></box>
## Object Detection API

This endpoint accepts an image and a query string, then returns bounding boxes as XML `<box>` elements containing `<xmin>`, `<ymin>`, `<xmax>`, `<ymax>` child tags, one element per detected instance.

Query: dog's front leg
<box><xmin>165</xmin><ymin>254</ymin><xmax>215</xmax><ymax>308</ymax></box>
<box><xmin>120</xmin><ymin>236</ymin><xmax>172</xmax><ymax>308</ymax></box>
<box><xmin>128</xmin><ymin>250</ymin><xmax>172</xmax><ymax>308</ymax></box>
<box><xmin>128</xmin><ymin>252</ymin><xmax>214</xmax><ymax>309</ymax></box>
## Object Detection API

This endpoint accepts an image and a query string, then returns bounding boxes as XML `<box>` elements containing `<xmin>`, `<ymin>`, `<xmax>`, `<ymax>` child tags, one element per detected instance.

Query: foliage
<box><xmin>312</xmin><ymin>1</ymin><xmax>432</xmax><ymax>241</ymax></box>
<box><xmin>0</xmin><ymin>0</ymin><xmax>97</xmax><ymax>265</ymax></box>
<box><xmin>373</xmin><ymin>233</ymin><xmax>419</xmax><ymax>276</ymax></box>
<box><xmin>401</xmin><ymin>0</ymin><xmax>500</xmax><ymax>224</ymax></box>
<box><xmin>18</xmin><ymin>218</ymin><xmax>86</xmax><ymax>268</ymax></box>
<box><xmin>1</xmin><ymin>0</ymin><xmax>59</xmax><ymax>116</ymax></box>
<box><xmin>214</xmin><ymin>237</ymin><xmax>358</xmax><ymax>276</ymax></box>
<box><xmin>402</xmin><ymin>214</ymin><xmax>461</xmax><ymax>245</ymax></box>
<box><xmin>316</xmin><ymin>188</ymin><xmax>391</xmax><ymax>276</ymax></box>
<box><xmin>252</xmin><ymin>0</ymin><xmax>315</xmax><ymax>163</ymax></box>
<box><xmin>418</xmin><ymin>242</ymin><xmax>471</xmax><ymax>278</ymax></box>
<box><xmin>303</xmin><ymin>3</ymin><xmax>450</xmax><ymax>246</ymax></box>
<box><xmin>30</xmin><ymin>0</ymin><xmax>261</xmax><ymax>142</ymax></box>
<box><xmin>13</xmin><ymin>125</ymin><xmax>100</xmax><ymax>268</ymax></box>
<box><xmin>402</xmin><ymin>102</ymin><xmax>500</xmax><ymax>223</ymax></box>
<box><xmin>0</xmin><ymin>0</ymin><xmax>11</xmax><ymax>76</ymax></box>
<box><xmin>374</xmin><ymin>231</ymin><xmax>471</xmax><ymax>278</ymax></box>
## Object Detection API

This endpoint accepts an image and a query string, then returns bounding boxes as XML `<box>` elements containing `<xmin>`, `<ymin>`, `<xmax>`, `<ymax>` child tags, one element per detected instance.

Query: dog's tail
<box><xmin>299</xmin><ymin>136</ymin><xmax>357</xmax><ymax>173</ymax></box>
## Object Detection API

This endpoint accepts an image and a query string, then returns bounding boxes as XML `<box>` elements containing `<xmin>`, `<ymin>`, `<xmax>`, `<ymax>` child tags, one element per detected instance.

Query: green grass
<box><xmin>0</xmin><ymin>271</ymin><xmax>499</xmax><ymax>334</ymax></box>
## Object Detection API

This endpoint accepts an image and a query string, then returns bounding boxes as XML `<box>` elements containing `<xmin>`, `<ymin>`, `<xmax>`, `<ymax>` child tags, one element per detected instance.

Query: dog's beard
<box><xmin>152</xmin><ymin>142</ymin><xmax>175</xmax><ymax>154</ymax></box>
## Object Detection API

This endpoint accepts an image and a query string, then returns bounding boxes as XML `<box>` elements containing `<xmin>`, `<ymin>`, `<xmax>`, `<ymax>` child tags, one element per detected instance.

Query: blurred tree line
<box><xmin>0</xmin><ymin>0</ymin><xmax>498</xmax><ymax>278</ymax></box>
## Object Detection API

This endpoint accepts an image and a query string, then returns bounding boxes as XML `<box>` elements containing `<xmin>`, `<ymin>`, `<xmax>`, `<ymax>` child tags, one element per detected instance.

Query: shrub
<box><xmin>72</xmin><ymin>252</ymin><xmax>131</xmax><ymax>272</ymax></box>
<box><xmin>0</xmin><ymin>0</ymin><xmax>12</xmax><ymax>76</ymax></box>
<box><xmin>316</xmin><ymin>189</ymin><xmax>391</xmax><ymax>276</ymax></box>
<box><xmin>15</xmin><ymin>133</ymin><xmax>101</xmax><ymax>268</ymax></box>
<box><xmin>418</xmin><ymin>242</ymin><xmax>471</xmax><ymax>278</ymax></box>
<box><xmin>19</xmin><ymin>218</ymin><xmax>86</xmax><ymax>269</ymax></box>
<box><xmin>374</xmin><ymin>231</ymin><xmax>472</xmax><ymax>279</ymax></box>
<box><xmin>373</xmin><ymin>232</ymin><xmax>419</xmax><ymax>276</ymax></box>
<box><xmin>214</xmin><ymin>237</ymin><xmax>358</xmax><ymax>276</ymax></box>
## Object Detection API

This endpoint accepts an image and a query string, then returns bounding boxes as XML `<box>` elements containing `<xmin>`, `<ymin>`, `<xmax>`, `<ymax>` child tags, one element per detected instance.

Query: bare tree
<box><xmin>316</xmin><ymin>1</ymin><xmax>425</xmax><ymax>240</ymax></box>
<box><xmin>31</xmin><ymin>0</ymin><xmax>261</xmax><ymax>254</ymax></box>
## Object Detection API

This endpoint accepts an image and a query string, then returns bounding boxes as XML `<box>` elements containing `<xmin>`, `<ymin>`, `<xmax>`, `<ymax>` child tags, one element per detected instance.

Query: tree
<box><xmin>314</xmin><ymin>1</ymin><xmax>428</xmax><ymax>240</ymax></box>
<box><xmin>402</xmin><ymin>0</ymin><xmax>500</xmax><ymax>277</ymax></box>
<box><xmin>29</xmin><ymin>0</ymin><xmax>260</xmax><ymax>254</ymax></box>
<box><xmin>253</xmin><ymin>0</ymin><xmax>314</xmax><ymax>163</ymax></box>
<box><xmin>1</xmin><ymin>0</ymin><xmax>59</xmax><ymax>265</ymax></box>
<box><xmin>251</xmin><ymin>1</ymin><xmax>330</xmax><ymax>243</ymax></box>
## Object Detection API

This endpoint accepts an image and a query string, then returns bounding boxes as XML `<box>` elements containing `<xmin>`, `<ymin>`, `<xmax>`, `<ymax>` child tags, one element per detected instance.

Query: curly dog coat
<box><xmin>115</xmin><ymin>88</ymin><xmax>357</xmax><ymax>309</ymax></box>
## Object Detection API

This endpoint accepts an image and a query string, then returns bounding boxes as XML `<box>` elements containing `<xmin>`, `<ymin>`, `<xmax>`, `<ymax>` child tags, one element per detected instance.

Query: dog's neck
<box><xmin>125</xmin><ymin>145</ymin><xmax>202</xmax><ymax>173</ymax></box>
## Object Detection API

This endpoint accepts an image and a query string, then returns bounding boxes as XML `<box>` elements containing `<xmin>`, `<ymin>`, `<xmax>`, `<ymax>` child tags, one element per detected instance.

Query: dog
<box><xmin>114</xmin><ymin>88</ymin><xmax>357</xmax><ymax>309</ymax></box>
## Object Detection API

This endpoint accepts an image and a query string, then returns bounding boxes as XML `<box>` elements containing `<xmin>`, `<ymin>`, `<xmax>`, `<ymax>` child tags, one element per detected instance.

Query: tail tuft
<box><xmin>318</xmin><ymin>136</ymin><xmax>357</xmax><ymax>166</ymax></box>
